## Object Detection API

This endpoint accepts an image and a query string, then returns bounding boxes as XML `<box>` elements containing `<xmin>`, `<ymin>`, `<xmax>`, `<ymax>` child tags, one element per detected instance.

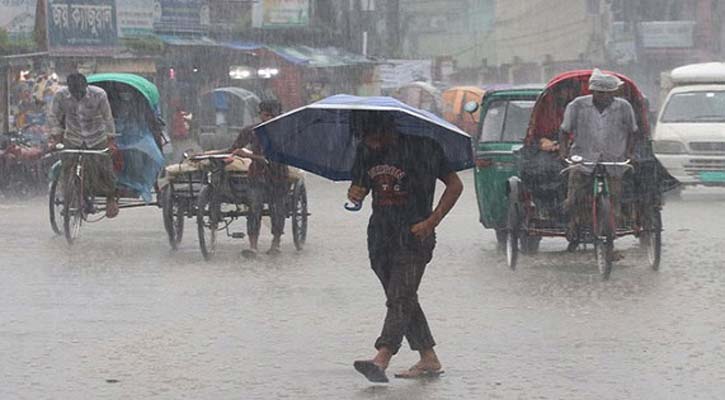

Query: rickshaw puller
<box><xmin>559</xmin><ymin>69</ymin><xmax>637</xmax><ymax>248</ymax></box>
<box><xmin>48</xmin><ymin>72</ymin><xmax>119</xmax><ymax>218</ymax></box>
<box><xmin>231</xmin><ymin>100</ymin><xmax>289</xmax><ymax>256</ymax></box>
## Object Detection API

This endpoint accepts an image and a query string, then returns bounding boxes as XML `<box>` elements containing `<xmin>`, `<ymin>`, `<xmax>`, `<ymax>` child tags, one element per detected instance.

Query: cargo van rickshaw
<box><xmin>502</xmin><ymin>70</ymin><xmax>677</xmax><ymax>279</ymax></box>
<box><xmin>197</xmin><ymin>87</ymin><xmax>260</xmax><ymax>151</ymax></box>
<box><xmin>390</xmin><ymin>81</ymin><xmax>443</xmax><ymax>116</ymax></box>
<box><xmin>465</xmin><ymin>85</ymin><xmax>545</xmax><ymax>251</ymax></box>
<box><xmin>159</xmin><ymin>141</ymin><xmax>308</xmax><ymax>260</ymax></box>
<box><xmin>48</xmin><ymin>73</ymin><xmax>166</xmax><ymax>245</ymax></box>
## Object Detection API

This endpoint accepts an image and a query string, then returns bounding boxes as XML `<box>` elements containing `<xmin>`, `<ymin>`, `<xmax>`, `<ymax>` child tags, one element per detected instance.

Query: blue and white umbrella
<box><xmin>254</xmin><ymin>94</ymin><xmax>474</xmax><ymax>181</ymax></box>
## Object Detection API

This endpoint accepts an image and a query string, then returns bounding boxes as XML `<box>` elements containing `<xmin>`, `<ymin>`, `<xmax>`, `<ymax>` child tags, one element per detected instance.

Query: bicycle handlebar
<box><xmin>560</xmin><ymin>158</ymin><xmax>633</xmax><ymax>174</ymax></box>
<box><xmin>56</xmin><ymin>148</ymin><xmax>110</xmax><ymax>155</ymax></box>
<box><xmin>188</xmin><ymin>153</ymin><xmax>235</xmax><ymax>161</ymax></box>
<box><xmin>188</xmin><ymin>152</ymin><xmax>269</xmax><ymax>165</ymax></box>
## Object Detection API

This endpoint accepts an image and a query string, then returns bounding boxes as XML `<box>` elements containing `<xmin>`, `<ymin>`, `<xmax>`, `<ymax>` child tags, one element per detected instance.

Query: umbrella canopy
<box><xmin>254</xmin><ymin>94</ymin><xmax>474</xmax><ymax>181</ymax></box>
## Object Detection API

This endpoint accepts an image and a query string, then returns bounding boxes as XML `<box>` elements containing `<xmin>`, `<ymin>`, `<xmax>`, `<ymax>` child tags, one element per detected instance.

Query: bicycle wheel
<box><xmin>505</xmin><ymin>200</ymin><xmax>520</xmax><ymax>271</ymax></box>
<box><xmin>63</xmin><ymin>176</ymin><xmax>84</xmax><ymax>245</ymax></box>
<box><xmin>196</xmin><ymin>185</ymin><xmax>219</xmax><ymax>261</ymax></box>
<box><xmin>161</xmin><ymin>185</ymin><xmax>184</xmax><ymax>250</ymax></box>
<box><xmin>291</xmin><ymin>181</ymin><xmax>308</xmax><ymax>251</ymax></box>
<box><xmin>48</xmin><ymin>176</ymin><xmax>63</xmax><ymax>235</ymax></box>
<box><xmin>594</xmin><ymin>194</ymin><xmax>614</xmax><ymax>280</ymax></box>
<box><xmin>641</xmin><ymin>207</ymin><xmax>662</xmax><ymax>271</ymax></box>
<box><xmin>495</xmin><ymin>229</ymin><xmax>507</xmax><ymax>253</ymax></box>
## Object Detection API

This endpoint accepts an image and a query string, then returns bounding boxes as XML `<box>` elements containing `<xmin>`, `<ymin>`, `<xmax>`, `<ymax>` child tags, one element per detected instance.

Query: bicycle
<box><xmin>53</xmin><ymin>145</ymin><xmax>110</xmax><ymax>245</ymax></box>
<box><xmin>561</xmin><ymin>155</ymin><xmax>633</xmax><ymax>280</ymax></box>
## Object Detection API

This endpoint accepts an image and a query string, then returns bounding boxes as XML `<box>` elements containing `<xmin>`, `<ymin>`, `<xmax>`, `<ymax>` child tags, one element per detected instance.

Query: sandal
<box><xmin>241</xmin><ymin>249</ymin><xmax>258</xmax><ymax>259</ymax></box>
<box><xmin>353</xmin><ymin>360</ymin><xmax>388</xmax><ymax>383</ymax></box>
<box><xmin>394</xmin><ymin>364</ymin><xmax>444</xmax><ymax>379</ymax></box>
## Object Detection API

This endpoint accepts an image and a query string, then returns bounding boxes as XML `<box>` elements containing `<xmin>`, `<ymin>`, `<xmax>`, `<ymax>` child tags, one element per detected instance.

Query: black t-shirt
<box><xmin>351</xmin><ymin>135</ymin><xmax>453</xmax><ymax>235</ymax></box>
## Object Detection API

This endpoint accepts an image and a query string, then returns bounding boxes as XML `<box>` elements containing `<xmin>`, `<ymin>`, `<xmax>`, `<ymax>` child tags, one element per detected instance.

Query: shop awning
<box><xmin>221</xmin><ymin>42</ymin><xmax>373</xmax><ymax>68</ymax></box>
<box><xmin>266</xmin><ymin>45</ymin><xmax>372</xmax><ymax>67</ymax></box>
<box><xmin>158</xmin><ymin>35</ymin><xmax>221</xmax><ymax>47</ymax></box>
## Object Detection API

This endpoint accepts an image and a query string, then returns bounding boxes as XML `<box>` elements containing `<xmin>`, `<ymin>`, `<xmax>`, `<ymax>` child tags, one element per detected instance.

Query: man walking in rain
<box><xmin>231</xmin><ymin>100</ymin><xmax>289</xmax><ymax>256</ymax></box>
<box><xmin>48</xmin><ymin>72</ymin><xmax>119</xmax><ymax>218</ymax></box>
<box><xmin>559</xmin><ymin>68</ymin><xmax>638</xmax><ymax>250</ymax></box>
<box><xmin>347</xmin><ymin>111</ymin><xmax>463</xmax><ymax>382</ymax></box>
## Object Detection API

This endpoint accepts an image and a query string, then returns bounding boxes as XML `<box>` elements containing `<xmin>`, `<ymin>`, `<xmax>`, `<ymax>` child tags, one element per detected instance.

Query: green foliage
<box><xmin>0</xmin><ymin>28</ymin><xmax>37</xmax><ymax>55</ymax></box>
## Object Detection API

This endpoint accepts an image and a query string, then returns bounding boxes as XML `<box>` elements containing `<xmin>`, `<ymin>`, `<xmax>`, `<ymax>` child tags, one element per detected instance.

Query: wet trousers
<box><xmin>247</xmin><ymin>181</ymin><xmax>287</xmax><ymax>237</ymax></box>
<box><xmin>61</xmin><ymin>153</ymin><xmax>116</xmax><ymax>198</ymax></box>
<box><xmin>369</xmin><ymin>230</ymin><xmax>436</xmax><ymax>354</ymax></box>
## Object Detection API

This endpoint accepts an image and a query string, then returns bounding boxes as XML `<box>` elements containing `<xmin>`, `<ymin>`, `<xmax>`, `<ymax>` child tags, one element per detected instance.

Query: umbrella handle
<box><xmin>344</xmin><ymin>201</ymin><xmax>362</xmax><ymax>212</ymax></box>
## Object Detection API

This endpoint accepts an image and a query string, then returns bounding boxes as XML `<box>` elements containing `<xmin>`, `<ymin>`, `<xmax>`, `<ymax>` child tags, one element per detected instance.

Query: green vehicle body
<box><xmin>473</xmin><ymin>87</ymin><xmax>543</xmax><ymax>231</ymax></box>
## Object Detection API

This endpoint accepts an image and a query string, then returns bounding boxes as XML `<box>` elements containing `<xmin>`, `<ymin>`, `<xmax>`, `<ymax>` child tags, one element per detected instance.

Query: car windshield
<box><xmin>661</xmin><ymin>91</ymin><xmax>725</xmax><ymax>123</ymax></box>
<box><xmin>479</xmin><ymin>99</ymin><xmax>535</xmax><ymax>142</ymax></box>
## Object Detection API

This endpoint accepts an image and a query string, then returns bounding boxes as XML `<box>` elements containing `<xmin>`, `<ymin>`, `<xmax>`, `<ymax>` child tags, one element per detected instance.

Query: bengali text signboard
<box><xmin>46</xmin><ymin>0</ymin><xmax>118</xmax><ymax>55</ymax></box>
<box><xmin>253</xmin><ymin>0</ymin><xmax>309</xmax><ymax>28</ymax></box>
<box><xmin>154</xmin><ymin>0</ymin><xmax>209</xmax><ymax>34</ymax></box>
<box><xmin>116</xmin><ymin>0</ymin><xmax>155</xmax><ymax>37</ymax></box>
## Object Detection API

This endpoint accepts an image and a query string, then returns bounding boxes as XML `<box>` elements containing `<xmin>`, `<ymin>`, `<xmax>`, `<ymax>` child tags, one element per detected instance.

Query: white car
<box><xmin>654</xmin><ymin>83</ymin><xmax>725</xmax><ymax>186</ymax></box>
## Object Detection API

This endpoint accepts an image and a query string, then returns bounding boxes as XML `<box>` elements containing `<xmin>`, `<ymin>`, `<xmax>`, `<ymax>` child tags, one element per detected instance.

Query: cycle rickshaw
<box><xmin>48</xmin><ymin>73</ymin><xmax>166</xmax><ymax>244</ymax></box>
<box><xmin>159</xmin><ymin>151</ymin><xmax>308</xmax><ymax>260</ymax></box>
<box><xmin>197</xmin><ymin>87</ymin><xmax>261</xmax><ymax>151</ymax></box>
<box><xmin>504</xmin><ymin>70</ymin><xmax>678</xmax><ymax>279</ymax></box>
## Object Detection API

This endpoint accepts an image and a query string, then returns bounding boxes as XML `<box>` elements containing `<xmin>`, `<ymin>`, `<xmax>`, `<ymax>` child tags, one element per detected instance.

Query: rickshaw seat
<box><xmin>517</xmin><ymin>145</ymin><xmax>567</xmax><ymax>203</ymax></box>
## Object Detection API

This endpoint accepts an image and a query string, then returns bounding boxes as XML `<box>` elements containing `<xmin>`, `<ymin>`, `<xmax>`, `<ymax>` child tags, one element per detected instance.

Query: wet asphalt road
<box><xmin>1</xmin><ymin>170</ymin><xmax>724</xmax><ymax>399</ymax></box>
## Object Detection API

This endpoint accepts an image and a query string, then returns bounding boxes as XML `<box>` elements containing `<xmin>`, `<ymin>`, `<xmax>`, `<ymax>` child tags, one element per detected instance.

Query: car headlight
<box><xmin>653</xmin><ymin>140</ymin><xmax>686</xmax><ymax>154</ymax></box>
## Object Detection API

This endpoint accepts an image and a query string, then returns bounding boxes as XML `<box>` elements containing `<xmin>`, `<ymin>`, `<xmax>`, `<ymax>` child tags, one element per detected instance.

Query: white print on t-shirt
<box><xmin>368</xmin><ymin>164</ymin><xmax>408</xmax><ymax>206</ymax></box>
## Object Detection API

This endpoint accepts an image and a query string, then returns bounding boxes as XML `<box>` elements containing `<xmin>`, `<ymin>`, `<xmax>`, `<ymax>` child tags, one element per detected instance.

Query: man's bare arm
<box><xmin>411</xmin><ymin>171</ymin><xmax>463</xmax><ymax>239</ymax></box>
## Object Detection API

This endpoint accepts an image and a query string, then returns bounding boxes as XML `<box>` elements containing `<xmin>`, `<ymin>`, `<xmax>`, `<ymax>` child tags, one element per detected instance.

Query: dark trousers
<box><xmin>61</xmin><ymin>153</ymin><xmax>116</xmax><ymax>198</ymax></box>
<box><xmin>247</xmin><ymin>180</ymin><xmax>287</xmax><ymax>237</ymax></box>
<box><xmin>369</xmin><ymin>229</ymin><xmax>436</xmax><ymax>354</ymax></box>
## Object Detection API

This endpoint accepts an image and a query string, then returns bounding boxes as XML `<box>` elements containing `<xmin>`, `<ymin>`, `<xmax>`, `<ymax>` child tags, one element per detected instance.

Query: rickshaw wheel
<box><xmin>520</xmin><ymin>234</ymin><xmax>541</xmax><ymax>254</ymax></box>
<box><xmin>495</xmin><ymin>229</ymin><xmax>507</xmax><ymax>253</ymax></box>
<box><xmin>594</xmin><ymin>195</ymin><xmax>614</xmax><ymax>280</ymax></box>
<box><xmin>197</xmin><ymin>185</ymin><xmax>219</xmax><ymax>261</ymax></box>
<box><xmin>63</xmin><ymin>176</ymin><xmax>84</xmax><ymax>245</ymax></box>
<box><xmin>505</xmin><ymin>200</ymin><xmax>520</xmax><ymax>270</ymax></box>
<box><xmin>161</xmin><ymin>185</ymin><xmax>184</xmax><ymax>250</ymax></box>
<box><xmin>640</xmin><ymin>207</ymin><xmax>662</xmax><ymax>271</ymax></box>
<box><xmin>291</xmin><ymin>181</ymin><xmax>308</xmax><ymax>251</ymax></box>
<box><xmin>49</xmin><ymin>176</ymin><xmax>63</xmax><ymax>235</ymax></box>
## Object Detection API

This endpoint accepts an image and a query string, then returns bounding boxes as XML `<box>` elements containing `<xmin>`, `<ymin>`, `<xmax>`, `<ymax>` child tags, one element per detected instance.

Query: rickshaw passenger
<box><xmin>559</xmin><ymin>69</ymin><xmax>637</xmax><ymax>244</ymax></box>
<box><xmin>231</xmin><ymin>100</ymin><xmax>289</xmax><ymax>256</ymax></box>
<box><xmin>48</xmin><ymin>72</ymin><xmax>119</xmax><ymax>218</ymax></box>
<box><xmin>537</xmin><ymin>80</ymin><xmax>580</xmax><ymax>152</ymax></box>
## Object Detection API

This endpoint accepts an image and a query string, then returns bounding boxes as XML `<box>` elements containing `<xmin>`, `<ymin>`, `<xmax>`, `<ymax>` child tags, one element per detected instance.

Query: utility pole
<box><xmin>386</xmin><ymin>0</ymin><xmax>400</xmax><ymax>58</ymax></box>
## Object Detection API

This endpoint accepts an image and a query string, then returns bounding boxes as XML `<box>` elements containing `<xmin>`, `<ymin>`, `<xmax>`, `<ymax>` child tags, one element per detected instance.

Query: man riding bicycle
<box><xmin>559</xmin><ymin>69</ymin><xmax>638</xmax><ymax>250</ymax></box>
<box><xmin>48</xmin><ymin>72</ymin><xmax>119</xmax><ymax>218</ymax></box>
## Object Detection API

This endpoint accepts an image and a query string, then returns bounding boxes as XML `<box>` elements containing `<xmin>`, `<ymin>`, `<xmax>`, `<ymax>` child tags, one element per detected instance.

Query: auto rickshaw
<box><xmin>441</xmin><ymin>86</ymin><xmax>486</xmax><ymax>135</ymax></box>
<box><xmin>197</xmin><ymin>87</ymin><xmax>261</xmax><ymax>151</ymax></box>
<box><xmin>504</xmin><ymin>70</ymin><xmax>678</xmax><ymax>279</ymax></box>
<box><xmin>466</xmin><ymin>85</ymin><xmax>545</xmax><ymax>250</ymax></box>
